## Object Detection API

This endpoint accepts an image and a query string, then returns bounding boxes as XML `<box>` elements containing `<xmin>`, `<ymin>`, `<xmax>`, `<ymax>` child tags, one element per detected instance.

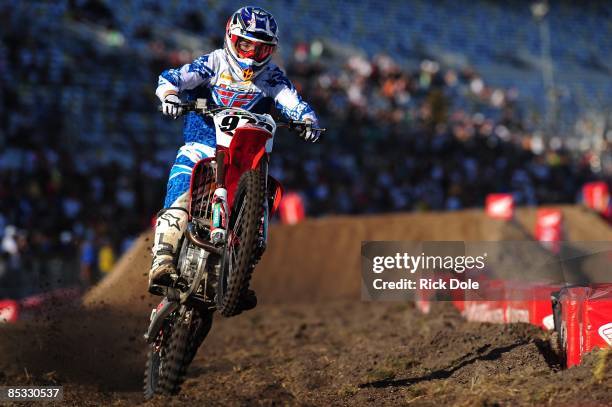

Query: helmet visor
<box><xmin>233</xmin><ymin>36</ymin><xmax>276</xmax><ymax>62</ymax></box>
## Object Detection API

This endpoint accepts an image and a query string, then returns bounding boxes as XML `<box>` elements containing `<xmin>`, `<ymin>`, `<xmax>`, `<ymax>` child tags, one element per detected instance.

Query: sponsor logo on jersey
<box><xmin>213</xmin><ymin>84</ymin><xmax>260</xmax><ymax>108</ymax></box>
<box><xmin>242</xmin><ymin>68</ymin><xmax>254</xmax><ymax>81</ymax></box>
<box><xmin>220</xmin><ymin>72</ymin><xmax>233</xmax><ymax>82</ymax></box>
<box><xmin>213</xmin><ymin>71</ymin><xmax>261</xmax><ymax>108</ymax></box>
<box><xmin>219</xmin><ymin>72</ymin><xmax>252</xmax><ymax>86</ymax></box>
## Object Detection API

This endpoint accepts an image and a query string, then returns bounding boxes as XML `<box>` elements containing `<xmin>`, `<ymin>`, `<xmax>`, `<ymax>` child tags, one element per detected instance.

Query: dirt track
<box><xmin>1</xmin><ymin>302</ymin><xmax>610</xmax><ymax>406</ymax></box>
<box><xmin>1</xmin><ymin>206</ymin><xmax>611</xmax><ymax>406</ymax></box>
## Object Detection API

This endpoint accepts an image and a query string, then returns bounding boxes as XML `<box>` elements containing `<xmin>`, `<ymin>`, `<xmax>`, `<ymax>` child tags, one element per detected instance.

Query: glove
<box><xmin>300</xmin><ymin>118</ymin><xmax>322</xmax><ymax>143</ymax></box>
<box><xmin>161</xmin><ymin>94</ymin><xmax>182</xmax><ymax>119</ymax></box>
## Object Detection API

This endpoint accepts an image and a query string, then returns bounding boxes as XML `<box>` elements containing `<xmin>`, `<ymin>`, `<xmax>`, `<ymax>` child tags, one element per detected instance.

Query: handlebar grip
<box><xmin>157</xmin><ymin>102</ymin><xmax>192</xmax><ymax>114</ymax></box>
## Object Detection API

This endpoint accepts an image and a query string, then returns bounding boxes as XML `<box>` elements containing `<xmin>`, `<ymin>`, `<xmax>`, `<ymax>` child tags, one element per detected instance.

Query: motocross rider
<box><xmin>149</xmin><ymin>7</ymin><xmax>321</xmax><ymax>297</ymax></box>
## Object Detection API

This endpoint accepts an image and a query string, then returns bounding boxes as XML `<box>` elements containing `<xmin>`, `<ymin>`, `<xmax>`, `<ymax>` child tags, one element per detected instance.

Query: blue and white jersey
<box><xmin>156</xmin><ymin>49</ymin><xmax>318</xmax><ymax>146</ymax></box>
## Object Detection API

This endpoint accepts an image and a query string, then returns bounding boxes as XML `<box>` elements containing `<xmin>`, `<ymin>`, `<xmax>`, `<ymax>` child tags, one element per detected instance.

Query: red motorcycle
<box><xmin>143</xmin><ymin>98</ymin><xmax>324</xmax><ymax>398</ymax></box>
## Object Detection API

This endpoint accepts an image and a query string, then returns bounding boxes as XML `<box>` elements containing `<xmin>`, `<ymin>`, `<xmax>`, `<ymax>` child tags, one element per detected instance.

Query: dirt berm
<box><xmin>0</xmin><ymin>205</ymin><xmax>610</xmax><ymax>406</ymax></box>
<box><xmin>83</xmin><ymin>204</ymin><xmax>612</xmax><ymax>310</ymax></box>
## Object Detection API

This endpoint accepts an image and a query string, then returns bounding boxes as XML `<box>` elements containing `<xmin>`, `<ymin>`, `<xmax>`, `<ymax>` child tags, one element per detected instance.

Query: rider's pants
<box><xmin>164</xmin><ymin>142</ymin><xmax>216</xmax><ymax>208</ymax></box>
<box><xmin>148</xmin><ymin>142</ymin><xmax>215</xmax><ymax>283</ymax></box>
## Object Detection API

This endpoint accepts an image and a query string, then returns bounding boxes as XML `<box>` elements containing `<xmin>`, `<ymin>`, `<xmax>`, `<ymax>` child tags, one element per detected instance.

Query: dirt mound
<box><xmin>255</xmin><ymin>205</ymin><xmax>610</xmax><ymax>303</ymax></box>
<box><xmin>82</xmin><ymin>233</ymin><xmax>158</xmax><ymax>313</ymax></box>
<box><xmin>81</xmin><ymin>205</ymin><xmax>611</xmax><ymax>310</ymax></box>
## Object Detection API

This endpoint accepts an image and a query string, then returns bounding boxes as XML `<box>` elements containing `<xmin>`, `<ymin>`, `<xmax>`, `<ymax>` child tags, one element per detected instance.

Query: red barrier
<box><xmin>506</xmin><ymin>282</ymin><xmax>562</xmax><ymax>330</ymax></box>
<box><xmin>462</xmin><ymin>279</ymin><xmax>507</xmax><ymax>323</ymax></box>
<box><xmin>422</xmin><ymin>277</ymin><xmax>611</xmax><ymax>369</ymax></box>
<box><xmin>414</xmin><ymin>273</ymin><xmax>467</xmax><ymax>314</ymax></box>
<box><xmin>557</xmin><ymin>287</ymin><xmax>589</xmax><ymax>368</ymax></box>
<box><xmin>505</xmin><ymin>281</ymin><xmax>531</xmax><ymax>324</ymax></box>
<box><xmin>414</xmin><ymin>272</ymin><xmax>450</xmax><ymax>314</ymax></box>
<box><xmin>451</xmin><ymin>286</ymin><xmax>466</xmax><ymax>312</ymax></box>
<box><xmin>485</xmin><ymin>193</ymin><xmax>514</xmax><ymax>220</ymax></box>
<box><xmin>0</xmin><ymin>299</ymin><xmax>20</xmax><ymax>323</ymax></box>
<box><xmin>415</xmin><ymin>292</ymin><xmax>431</xmax><ymax>314</ymax></box>
<box><xmin>582</xmin><ymin>284</ymin><xmax>612</xmax><ymax>355</ymax></box>
<box><xmin>582</xmin><ymin>181</ymin><xmax>610</xmax><ymax>217</ymax></box>
<box><xmin>279</xmin><ymin>192</ymin><xmax>305</xmax><ymax>225</ymax></box>
<box><xmin>415</xmin><ymin>276</ymin><xmax>611</xmax><ymax>370</ymax></box>
<box><xmin>553</xmin><ymin>285</ymin><xmax>612</xmax><ymax>367</ymax></box>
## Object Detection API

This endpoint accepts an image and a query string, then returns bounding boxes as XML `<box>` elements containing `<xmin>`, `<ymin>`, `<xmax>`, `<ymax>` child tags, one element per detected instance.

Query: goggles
<box><xmin>231</xmin><ymin>36</ymin><xmax>276</xmax><ymax>62</ymax></box>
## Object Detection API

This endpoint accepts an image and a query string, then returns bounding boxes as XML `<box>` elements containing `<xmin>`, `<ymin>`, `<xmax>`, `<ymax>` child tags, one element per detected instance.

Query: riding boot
<box><xmin>148</xmin><ymin>207</ymin><xmax>188</xmax><ymax>295</ymax></box>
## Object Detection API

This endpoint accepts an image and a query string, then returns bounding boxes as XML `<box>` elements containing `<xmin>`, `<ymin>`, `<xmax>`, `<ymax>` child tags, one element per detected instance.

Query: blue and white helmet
<box><xmin>224</xmin><ymin>6</ymin><xmax>279</xmax><ymax>81</ymax></box>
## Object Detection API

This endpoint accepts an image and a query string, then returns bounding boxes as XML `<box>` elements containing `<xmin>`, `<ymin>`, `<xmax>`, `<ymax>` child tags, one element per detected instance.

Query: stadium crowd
<box><xmin>0</xmin><ymin>1</ymin><xmax>610</xmax><ymax>297</ymax></box>
<box><xmin>283</xmin><ymin>48</ymin><xmax>604</xmax><ymax>215</ymax></box>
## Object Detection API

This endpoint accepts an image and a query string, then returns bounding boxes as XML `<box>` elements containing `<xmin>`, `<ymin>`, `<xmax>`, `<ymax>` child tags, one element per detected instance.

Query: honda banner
<box><xmin>0</xmin><ymin>299</ymin><xmax>19</xmax><ymax>323</ymax></box>
<box><xmin>485</xmin><ymin>193</ymin><xmax>514</xmax><ymax>221</ymax></box>
<box><xmin>534</xmin><ymin>208</ymin><xmax>563</xmax><ymax>254</ymax></box>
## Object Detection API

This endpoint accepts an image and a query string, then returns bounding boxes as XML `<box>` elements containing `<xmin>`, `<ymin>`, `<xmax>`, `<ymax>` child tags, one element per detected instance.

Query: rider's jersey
<box><xmin>156</xmin><ymin>49</ymin><xmax>318</xmax><ymax>146</ymax></box>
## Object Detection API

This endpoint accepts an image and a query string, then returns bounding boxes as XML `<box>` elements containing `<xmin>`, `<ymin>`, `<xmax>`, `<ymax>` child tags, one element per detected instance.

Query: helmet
<box><xmin>224</xmin><ymin>6</ymin><xmax>278</xmax><ymax>81</ymax></box>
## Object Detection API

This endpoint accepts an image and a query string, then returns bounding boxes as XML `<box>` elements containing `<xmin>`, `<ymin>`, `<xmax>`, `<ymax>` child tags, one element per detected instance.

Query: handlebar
<box><xmin>159</xmin><ymin>99</ymin><xmax>326</xmax><ymax>133</ymax></box>
<box><xmin>157</xmin><ymin>99</ymin><xmax>208</xmax><ymax>114</ymax></box>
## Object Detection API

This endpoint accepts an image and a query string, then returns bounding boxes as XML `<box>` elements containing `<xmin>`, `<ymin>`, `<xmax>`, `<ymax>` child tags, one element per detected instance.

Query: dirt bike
<box><xmin>143</xmin><ymin>98</ymin><xmax>324</xmax><ymax>398</ymax></box>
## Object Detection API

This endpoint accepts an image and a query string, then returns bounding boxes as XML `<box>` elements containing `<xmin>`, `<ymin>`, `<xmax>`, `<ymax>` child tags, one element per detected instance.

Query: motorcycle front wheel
<box><xmin>216</xmin><ymin>169</ymin><xmax>264</xmax><ymax>317</ymax></box>
<box><xmin>143</xmin><ymin>307</ymin><xmax>212</xmax><ymax>398</ymax></box>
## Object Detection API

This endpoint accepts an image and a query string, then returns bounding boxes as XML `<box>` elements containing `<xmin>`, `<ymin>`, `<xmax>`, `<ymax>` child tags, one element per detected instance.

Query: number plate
<box><xmin>213</xmin><ymin>110</ymin><xmax>276</xmax><ymax>150</ymax></box>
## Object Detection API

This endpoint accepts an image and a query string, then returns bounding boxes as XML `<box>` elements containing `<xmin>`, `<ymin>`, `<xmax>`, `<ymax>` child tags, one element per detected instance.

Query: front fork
<box><xmin>261</xmin><ymin>196</ymin><xmax>269</xmax><ymax>249</ymax></box>
<box><xmin>211</xmin><ymin>151</ymin><xmax>229</xmax><ymax>244</ymax></box>
<box><xmin>211</xmin><ymin>151</ymin><xmax>270</xmax><ymax>250</ymax></box>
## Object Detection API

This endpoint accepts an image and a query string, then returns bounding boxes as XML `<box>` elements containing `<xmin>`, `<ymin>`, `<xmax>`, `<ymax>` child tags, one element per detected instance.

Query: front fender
<box><xmin>144</xmin><ymin>297</ymin><xmax>179</xmax><ymax>343</ymax></box>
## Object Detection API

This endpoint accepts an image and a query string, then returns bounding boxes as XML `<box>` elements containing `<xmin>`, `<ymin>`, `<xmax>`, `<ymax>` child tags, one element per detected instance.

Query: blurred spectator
<box><xmin>1</xmin><ymin>226</ymin><xmax>20</xmax><ymax>270</ymax></box>
<box><xmin>79</xmin><ymin>237</ymin><xmax>98</xmax><ymax>287</ymax></box>
<box><xmin>98</xmin><ymin>240</ymin><xmax>115</xmax><ymax>275</ymax></box>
